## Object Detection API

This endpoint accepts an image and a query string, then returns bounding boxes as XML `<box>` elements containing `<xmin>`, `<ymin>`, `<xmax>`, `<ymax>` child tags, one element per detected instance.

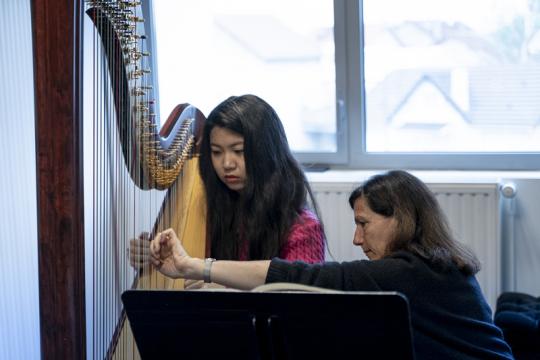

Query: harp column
<box><xmin>33</xmin><ymin>0</ymin><xmax>86</xmax><ymax>359</ymax></box>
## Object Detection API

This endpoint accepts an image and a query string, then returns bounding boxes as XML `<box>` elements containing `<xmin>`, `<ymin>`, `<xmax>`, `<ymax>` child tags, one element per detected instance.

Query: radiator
<box><xmin>311</xmin><ymin>181</ymin><xmax>502</xmax><ymax>310</ymax></box>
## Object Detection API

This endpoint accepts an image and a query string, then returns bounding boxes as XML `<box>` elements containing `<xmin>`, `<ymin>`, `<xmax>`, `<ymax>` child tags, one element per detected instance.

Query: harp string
<box><xmin>92</xmin><ymin>2</ymin><xmax>148</xmax><ymax>358</ymax></box>
<box><xmin>85</xmin><ymin>1</ymin><xmax>206</xmax><ymax>358</ymax></box>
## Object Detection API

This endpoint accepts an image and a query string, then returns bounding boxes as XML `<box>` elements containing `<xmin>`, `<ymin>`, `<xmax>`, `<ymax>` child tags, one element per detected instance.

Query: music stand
<box><xmin>121</xmin><ymin>288</ymin><xmax>415</xmax><ymax>360</ymax></box>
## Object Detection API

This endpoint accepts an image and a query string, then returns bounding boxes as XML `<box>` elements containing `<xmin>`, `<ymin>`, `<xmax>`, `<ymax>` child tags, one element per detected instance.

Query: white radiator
<box><xmin>311</xmin><ymin>181</ymin><xmax>502</xmax><ymax>310</ymax></box>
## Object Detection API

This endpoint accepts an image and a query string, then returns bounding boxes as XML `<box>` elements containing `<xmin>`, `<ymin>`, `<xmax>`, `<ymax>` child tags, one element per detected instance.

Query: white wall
<box><xmin>0</xmin><ymin>1</ymin><xmax>41</xmax><ymax>359</ymax></box>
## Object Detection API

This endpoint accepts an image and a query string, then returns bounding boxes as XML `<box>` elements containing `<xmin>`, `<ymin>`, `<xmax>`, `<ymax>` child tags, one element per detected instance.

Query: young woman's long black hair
<box><xmin>199</xmin><ymin>94</ymin><xmax>322</xmax><ymax>260</ymax></box>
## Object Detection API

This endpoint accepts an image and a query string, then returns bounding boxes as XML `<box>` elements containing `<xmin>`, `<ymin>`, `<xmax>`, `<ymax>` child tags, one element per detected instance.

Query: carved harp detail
<box><xmin>86</xmin><ymin>1</ymin><xmax>203</xmax><ymax>190</ymax></box>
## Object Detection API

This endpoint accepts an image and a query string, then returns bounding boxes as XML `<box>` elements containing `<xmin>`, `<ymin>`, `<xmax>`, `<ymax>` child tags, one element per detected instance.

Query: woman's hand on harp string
<box><xmin>150</xmin><ymin>228</ymin><xmax>270</xmax><ymax>289</ymax></box>
<box><xmin>128</xmin><ymin>232</ymin><xmax>150</xmax><ymax>269</ymax></box>
<box><xmin>150</xmin><ymin>228</ymin><xmax>194</xmax><ymax>279</ymax></box>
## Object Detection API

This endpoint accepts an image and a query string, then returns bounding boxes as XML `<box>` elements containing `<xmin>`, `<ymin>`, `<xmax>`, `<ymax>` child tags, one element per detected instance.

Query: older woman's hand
<box><xmin>149</xmin><ymin>228</ymin><xmax>191</xmax><ymax>279</ymax></box>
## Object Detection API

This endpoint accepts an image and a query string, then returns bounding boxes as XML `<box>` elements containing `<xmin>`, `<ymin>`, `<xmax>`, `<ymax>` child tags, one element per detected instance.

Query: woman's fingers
<box><xmin>129</xmin><ymin>239</ymin><xmax>150</xmax><ymax>253</ymax></box>
<box><xmin>128</xmin><ymin>235</ymin><xmax>152</xmax><ymax>268</ymax></box>
<box><xmin>129</xmin><ymin>253</ymin><xmax>149</xmax><ymax>267</ymax></box>
<box><xmin>163</xmin><ymin>228</ymin><xmax>178</xmax><ymax>242</ymax></box>
<box><xmin>149</xmin><ymin>232</ymin><xmax>162</xmax><ymax>266</ymax></box>
<box><xmin>148</xmin><ymin>229</ymin><xmax>185</xmax><ymax>270</ymax></box>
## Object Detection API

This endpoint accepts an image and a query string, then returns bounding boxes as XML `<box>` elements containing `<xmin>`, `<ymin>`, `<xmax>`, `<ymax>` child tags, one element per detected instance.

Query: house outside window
<box><xmin>152</xmin><ymin>0</ymin><xmax>540</xmax><ymax>170</ymax></box>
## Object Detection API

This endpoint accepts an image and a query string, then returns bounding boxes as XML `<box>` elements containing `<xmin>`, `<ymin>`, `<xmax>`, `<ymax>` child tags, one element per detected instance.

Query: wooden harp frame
<box><xmin>33</xmin><ymin>0</ymin><xmax>207</xmax><ymax>358</ymax></box>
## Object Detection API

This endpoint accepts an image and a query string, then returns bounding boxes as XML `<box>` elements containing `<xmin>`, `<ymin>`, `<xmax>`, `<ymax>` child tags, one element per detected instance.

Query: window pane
<box><xmin>363</xmin><ymin>0</ymin><xmax>540</xmax><ymax>152</ymax></box>
<box><xmin>153</xmin><ymin>0</ymin><xmax>336</xmax><ymax>152</ymax></box>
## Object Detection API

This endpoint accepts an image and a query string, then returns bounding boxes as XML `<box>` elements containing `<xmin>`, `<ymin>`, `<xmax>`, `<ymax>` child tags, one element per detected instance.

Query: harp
<box><xmin>33</xmin><ymin>0</ymin><xmax>208</xmax><ymax>358</ymax></box>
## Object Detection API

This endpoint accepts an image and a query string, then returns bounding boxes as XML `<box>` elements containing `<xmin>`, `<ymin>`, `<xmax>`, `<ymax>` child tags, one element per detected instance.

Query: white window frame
<box><xmin>298</xmin><ymin>0</ymin><xmax>540</xmax><ymax>171</ymax></box>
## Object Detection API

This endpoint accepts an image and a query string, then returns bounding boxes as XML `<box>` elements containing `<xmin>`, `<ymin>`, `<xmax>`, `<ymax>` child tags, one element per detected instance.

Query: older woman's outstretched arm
<box><xmin>149</xmin><ymin>228</ymin><xmax>270</xmax><ymax>290</ymax></box>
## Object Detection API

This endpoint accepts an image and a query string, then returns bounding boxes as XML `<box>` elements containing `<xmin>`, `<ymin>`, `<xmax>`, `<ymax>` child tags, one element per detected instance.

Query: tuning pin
<box><xmin>135</xmin><ymin>104</ymin><xmax>149</xmax><ymax>112</ymax></box>
<box><xmin>130</xmin><ymin>69</ymin><xmax>151</xmax><ymax>79</ymax></box>
<box><xmin>132</xmin><ymin>88</ymin><xmax>146</xmax><ymax>96</ymax></box>
<box><xmin>120</xmin><ymin>1</ymin><xmax>141</xmax><ymax>8</ymax></box>
<box><xmin>130</xmin><ymin>50</ymin><xmax>150</xmax><ymax>61</ymax></box>
<box><xmin>129</xmin><ymin>16</ymin><xmax>144</xmax><ymax>23</ymax></box>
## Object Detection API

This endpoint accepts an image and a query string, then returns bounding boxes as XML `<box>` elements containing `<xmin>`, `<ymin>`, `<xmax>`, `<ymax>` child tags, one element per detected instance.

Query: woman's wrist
<box><xmin>185</xmin><ymin>257</ymin><xmax>205</xmax><ymax>280</ymax></box>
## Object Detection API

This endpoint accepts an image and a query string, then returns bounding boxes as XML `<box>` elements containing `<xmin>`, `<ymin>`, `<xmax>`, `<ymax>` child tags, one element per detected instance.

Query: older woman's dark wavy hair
<box><xmin>199</xmin><ymin>94</ymin><xmax>322</xmax><ymax>260</ymax></box>
<box><xmin>348</xmin><ymin>170</ymin><xmax>480</xmax><ymax>275</ymax></box>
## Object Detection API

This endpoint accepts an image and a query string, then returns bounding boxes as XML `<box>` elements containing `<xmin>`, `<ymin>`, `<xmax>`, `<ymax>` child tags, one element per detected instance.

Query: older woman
<box><xmin>150</xmin><ymin>170</ymin><xmax>513</xmax><ymax>359</ymax></box>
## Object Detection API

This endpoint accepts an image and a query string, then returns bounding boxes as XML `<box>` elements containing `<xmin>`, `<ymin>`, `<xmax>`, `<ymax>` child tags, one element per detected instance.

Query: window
<box><xmin>348</xmin><ymin>0</ymin><xmax>540</xmax><ymax>169</ymax></box>
<box><xmin>151</xmin><ymin>0</ymin><xmax>540</xmax><ymax>170</ymax></box>
<box><xmin>151</xmin><ymin>0</ymin><xmax>343</xmax><ymax>163</ymax></box>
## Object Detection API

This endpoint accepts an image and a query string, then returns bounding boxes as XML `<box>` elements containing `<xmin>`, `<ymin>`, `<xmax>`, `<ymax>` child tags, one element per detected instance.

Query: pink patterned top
<box><xmin>278</xmin><ymin>209</ymin><xmax>325</xmax><ymax>263</ymax></box>
<box><xmin>237</xmin><ymin>209</ymin><xmax>325</xmax><ymax>263</ymax></box>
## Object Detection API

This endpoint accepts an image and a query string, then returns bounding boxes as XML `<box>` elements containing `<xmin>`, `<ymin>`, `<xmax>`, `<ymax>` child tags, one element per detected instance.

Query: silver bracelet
<box><xmin>203</xmin><ymin>258</ymin><xmax>216</xmax><ymax>283</ymax></box>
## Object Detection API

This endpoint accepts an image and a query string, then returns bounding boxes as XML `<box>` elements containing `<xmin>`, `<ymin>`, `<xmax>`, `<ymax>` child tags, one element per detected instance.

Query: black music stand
<box><xmin>121</xmin><ymin>288</ymin><xmax>415</xmax><ymax>360</ymax></box>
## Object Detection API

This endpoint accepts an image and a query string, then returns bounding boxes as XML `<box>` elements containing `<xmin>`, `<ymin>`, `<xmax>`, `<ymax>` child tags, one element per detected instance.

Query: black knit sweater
<box><xmin>266</xmin><ymin>251</ymin><xmax>514</xmax><ymax>359</ymax></box>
